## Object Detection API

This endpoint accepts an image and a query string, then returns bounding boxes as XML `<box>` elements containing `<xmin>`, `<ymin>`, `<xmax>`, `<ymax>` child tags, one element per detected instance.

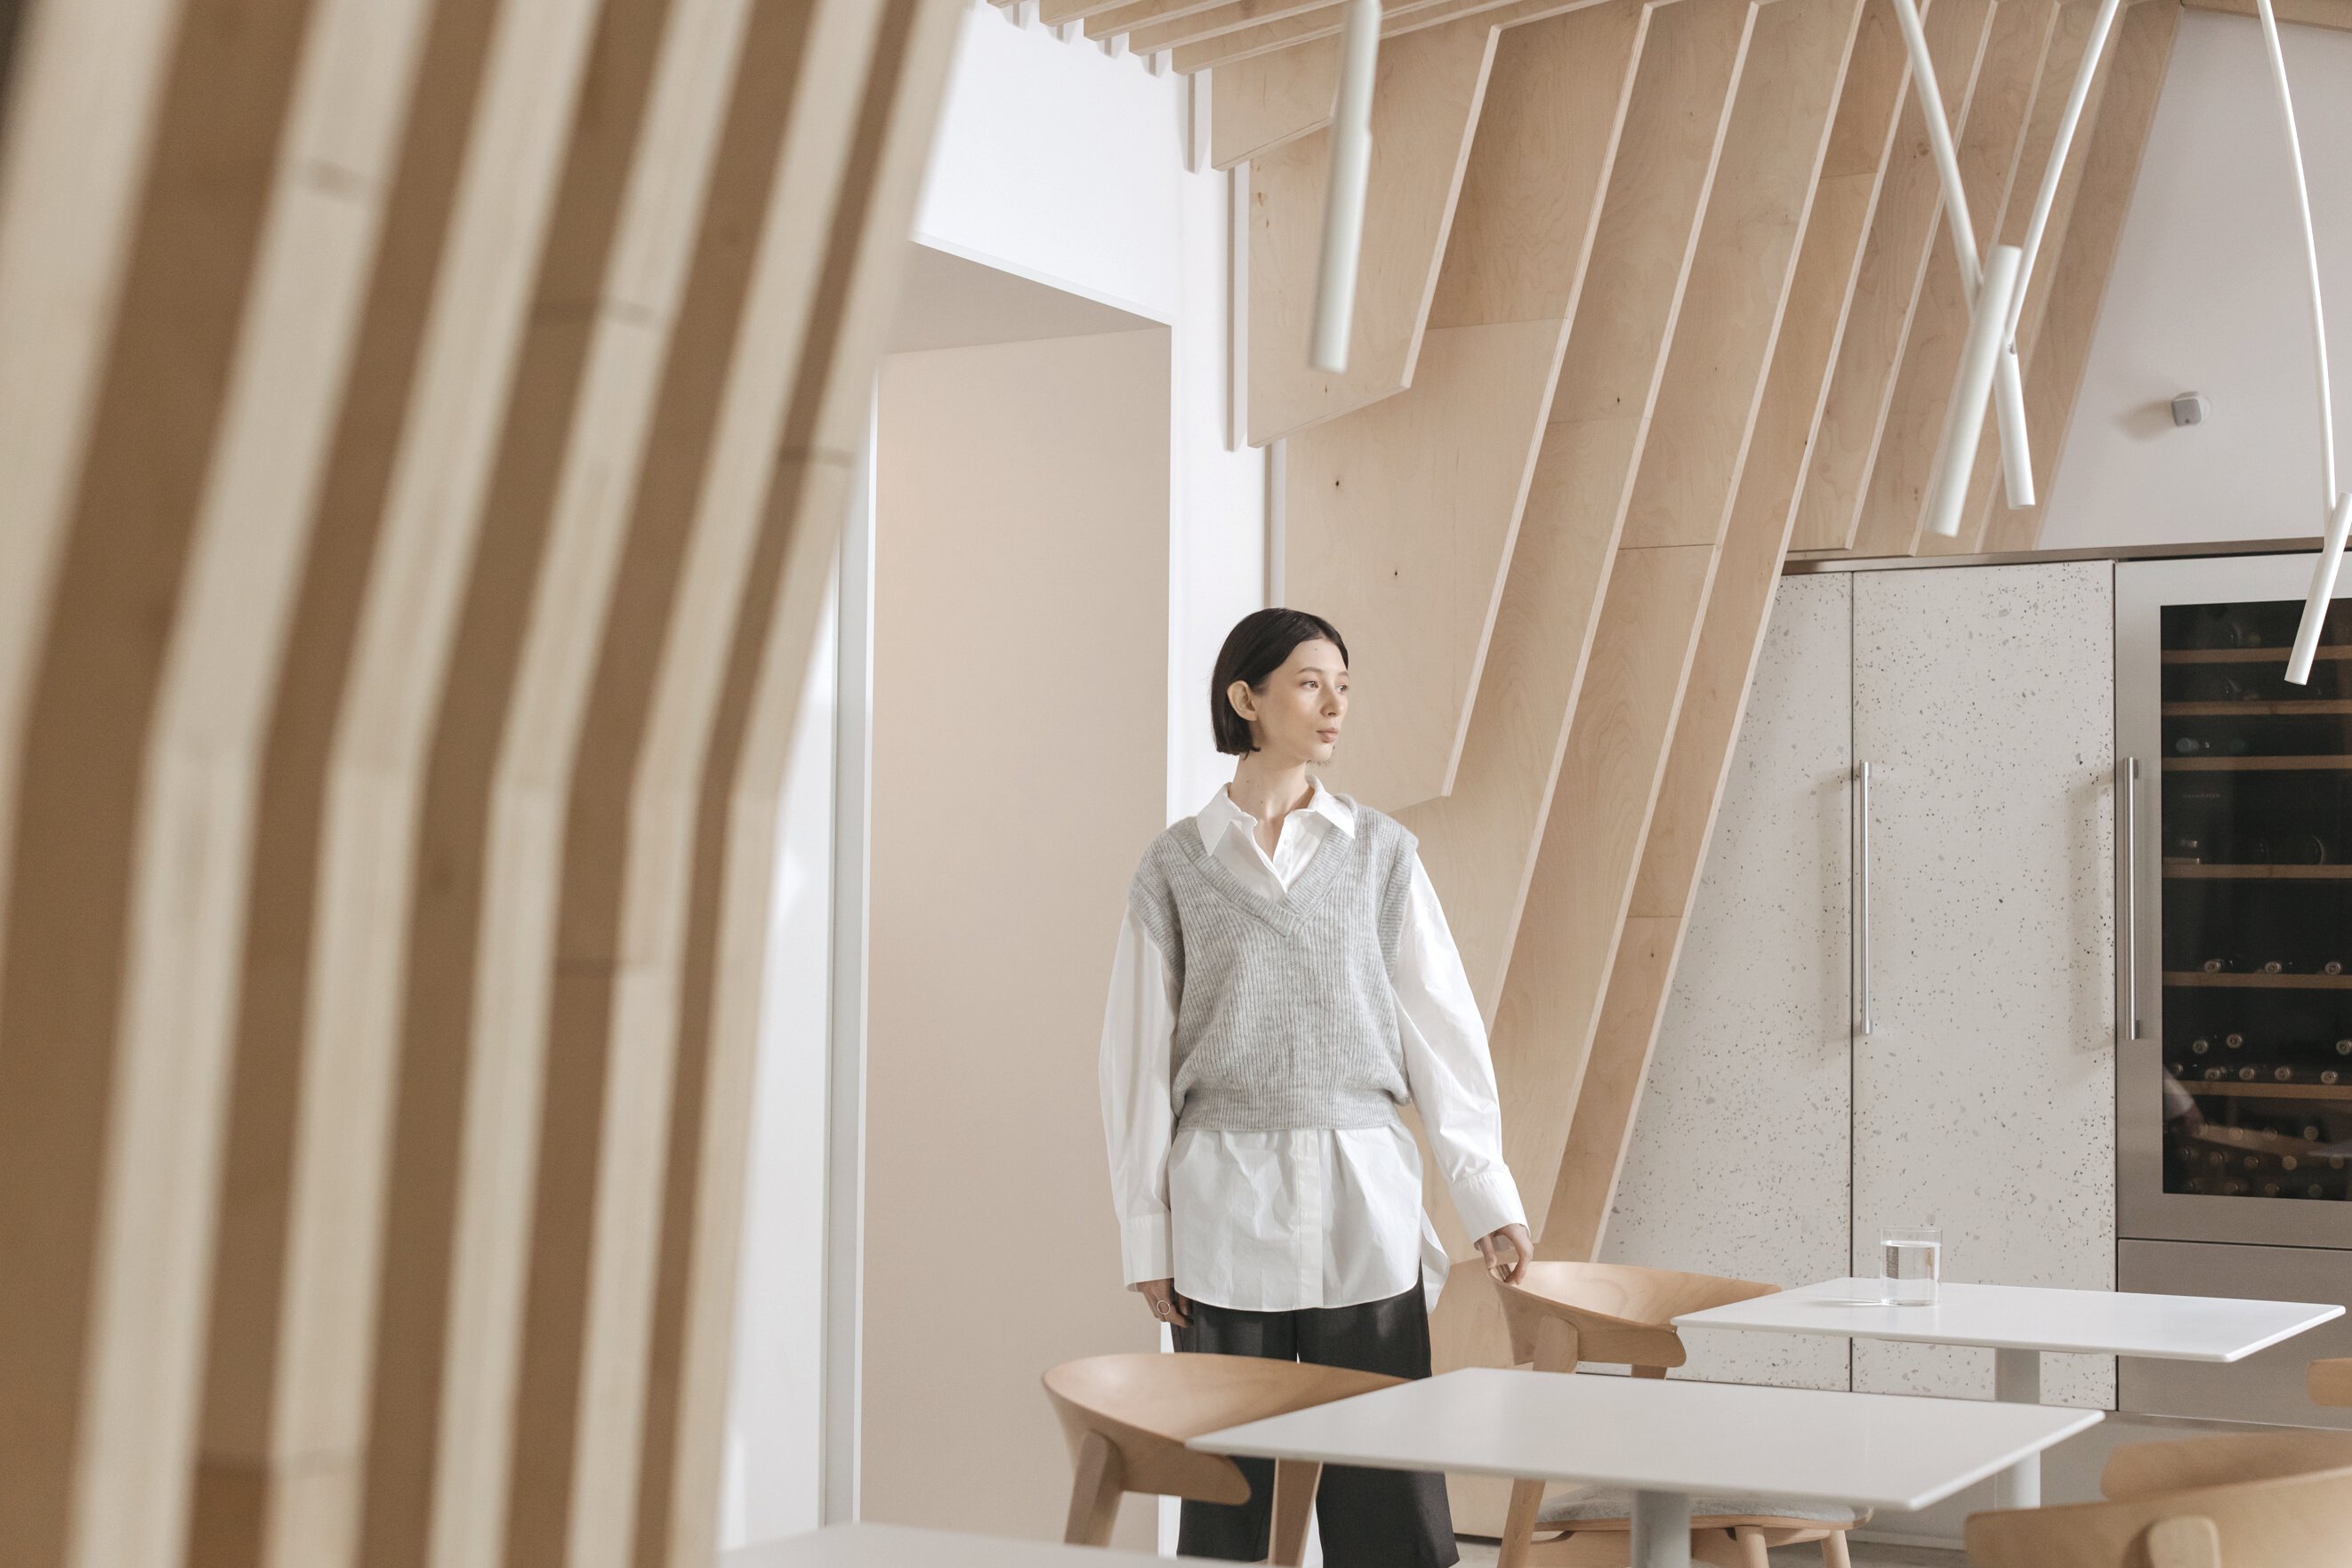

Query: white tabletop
<box><xmin>1673</xmin><ymin>1278</ymin><xmax>2344</xmax><ymax>1362</ymax></box>
<box><xmin>725</xmin><ymin>1523</ymin><xmax>1188</xmax><ymax>1567</ymax></box>
<box><xmin>1189</xmin><ymin>1368</ymin><xmax>2099</xmax><ymax>1513</ymax></box>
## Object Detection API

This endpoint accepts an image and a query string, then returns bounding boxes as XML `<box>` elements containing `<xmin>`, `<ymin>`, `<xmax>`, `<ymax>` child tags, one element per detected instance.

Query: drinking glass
<box><xmin>1880</xmin><ymin>1226</ymin><xmax>1942</xmax><ymax>1306</ymax></box>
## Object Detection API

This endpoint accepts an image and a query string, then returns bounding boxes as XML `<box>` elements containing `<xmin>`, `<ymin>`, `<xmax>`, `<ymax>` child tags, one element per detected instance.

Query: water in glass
<box><xmin>1881</xmin><ymin>1228</ymin><xmax>1941</xmax><ymax>1306</ymax></box>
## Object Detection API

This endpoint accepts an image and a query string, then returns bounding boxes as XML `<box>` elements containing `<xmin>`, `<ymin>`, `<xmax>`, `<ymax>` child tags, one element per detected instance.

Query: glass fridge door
<box><xmin>2120</xmin><ymin>552</ymin><xmax>2352</xmax><ymax>1250</ymax></box>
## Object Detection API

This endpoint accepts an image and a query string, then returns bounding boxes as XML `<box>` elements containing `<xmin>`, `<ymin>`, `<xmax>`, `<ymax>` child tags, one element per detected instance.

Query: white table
<box><xmin>1674</xmin><ymin>1277</ymin><xmax>2344</xmax><ymax>1508</ymax></box>
<box><xmin>1190</xmin><ymin>1366</ymin><xmax>2098</xmax><ymax>1568</ymax></box>
<box><xmin>727</xmin><ymin>1522</ymin><xmax>1187</xmax><ymax>1566</ymax></box>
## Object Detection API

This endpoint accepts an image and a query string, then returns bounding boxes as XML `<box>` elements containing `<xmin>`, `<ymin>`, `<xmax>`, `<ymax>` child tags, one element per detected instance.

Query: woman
<box><xmin>1099</xmin><ymin>607</ymin><xmax>1532</xmax><ymax>1567</ymax></box>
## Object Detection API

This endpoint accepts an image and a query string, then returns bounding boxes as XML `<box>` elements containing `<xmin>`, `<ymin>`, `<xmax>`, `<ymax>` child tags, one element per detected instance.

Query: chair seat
<box><xmin>1536</xmin><ymin>1486</ymin><xmax>1860</xmax><ymax>1529</ymax></box>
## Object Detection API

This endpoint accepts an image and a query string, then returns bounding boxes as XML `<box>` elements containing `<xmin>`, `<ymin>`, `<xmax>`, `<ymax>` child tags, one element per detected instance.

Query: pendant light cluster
<box><xmin>1311</xmin><ymin>0</ymin><xmax>1382</xmax><ymax>373</ymax></box>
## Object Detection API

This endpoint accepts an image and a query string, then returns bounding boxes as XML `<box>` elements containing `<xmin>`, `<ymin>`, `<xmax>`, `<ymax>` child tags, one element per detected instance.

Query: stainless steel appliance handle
<box><xmin>1857</xmin><ymin>760</ymin><xmax>1873</xmax><ymax>1038</ymax></box>
<box><xmin>2119</xmin><ymin>755</ymin><xmax>2142</xmax><ymax>1044</ymax></box>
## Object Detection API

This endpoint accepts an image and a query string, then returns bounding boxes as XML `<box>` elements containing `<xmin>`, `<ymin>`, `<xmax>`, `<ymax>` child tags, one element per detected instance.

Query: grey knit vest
<box><xmin>1125</xmin><ymin>799</ymin><xmax>1416</xmax><ymax>1132</ymax></box>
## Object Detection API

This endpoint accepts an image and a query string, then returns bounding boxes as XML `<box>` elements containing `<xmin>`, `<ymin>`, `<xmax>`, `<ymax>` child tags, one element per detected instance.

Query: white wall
<box><xmin>2041</xmin><ymin>10</ymin><xmax>2352</xmax><ymax>550</ymax></box>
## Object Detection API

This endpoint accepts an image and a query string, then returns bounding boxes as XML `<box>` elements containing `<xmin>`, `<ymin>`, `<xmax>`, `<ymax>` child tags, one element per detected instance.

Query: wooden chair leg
<box><xmin>1631</xmin><ymin>1364</ymin><xmax>1668</xmax><ymax>1379</ymax></box>
<box><xmin>1733</xmin><ymin>1526</ymin><xmax>1769</xmax><ymax>1568</ymax></box>
<box><xmin>1269</xmin><ymin>1458</ymin><xmax>1321</xmax><ymax>1567</ymax></box>
<box><xmin>1821</xmin><ymin>1527</ymin><xmax>1853</xmax><ymax>1568</ymax></box>
<box><xmin>1495</xmin><ymin>1477</ymin><xmax>1549</xmax><ymax>1568</ymax></box>
<box><xmin>1063</xmin><ymin>1430</ymin><xmax>1124</xmax><ymax>1547</ymax></box>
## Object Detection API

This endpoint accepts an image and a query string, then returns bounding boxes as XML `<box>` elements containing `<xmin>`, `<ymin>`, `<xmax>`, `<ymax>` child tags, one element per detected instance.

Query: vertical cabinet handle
<box><xmin>2118</xmin><ymin>755</ymin><xmax>2142</xmax><ymax>1044</ymax></box>
<box><xmin>1856</xmin><ymin>760</ymin><xmax>1873</xmax><ymax>1039</ymax></box>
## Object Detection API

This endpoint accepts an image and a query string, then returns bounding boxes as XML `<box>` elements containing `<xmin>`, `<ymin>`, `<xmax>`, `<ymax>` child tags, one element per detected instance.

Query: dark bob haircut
<box><xmin>1210</xmin><ymin>607</ymin><xmax>1350</xmax><ymax>756</ymax></box>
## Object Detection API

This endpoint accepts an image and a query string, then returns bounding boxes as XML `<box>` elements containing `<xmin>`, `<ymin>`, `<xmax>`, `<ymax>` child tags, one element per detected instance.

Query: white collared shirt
<box><xmin>1099</xmin><ymin>780</ymin><xmax>1526</xmax><ymax>1312</ymax></box>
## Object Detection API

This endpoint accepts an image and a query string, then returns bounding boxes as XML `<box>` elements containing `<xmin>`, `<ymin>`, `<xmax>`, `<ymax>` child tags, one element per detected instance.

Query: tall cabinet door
<box><xmin>1604</xmin><ymin>571</ymin><xmax>1854</xmax><ymax>1391</ymax></box>
<box><xmin>1852</xmin><ymin>560</ymin><xmax>2117</xmax><ymax>1409</ymax></box>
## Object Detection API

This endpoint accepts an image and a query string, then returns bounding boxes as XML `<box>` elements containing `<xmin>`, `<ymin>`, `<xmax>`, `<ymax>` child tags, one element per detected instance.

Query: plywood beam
<box><xmin>1177</xmin><ymin>0</ymin><xmax>1469</xmax><ymax>70</ymax></box>
<box><xmin>1244</xmin><ymin>19</ymin><xmax>1496</xmax><ymax>443</ymax></box>
<box><xmin>1540</xmin><ymin>0</ymin><xmax>1898</xmax><ymax>1263</ymax></box>
<box><xmin>1286</xmin><ymin>0</ymin><xmax>1647</xmax><ymax>820</ymax></box>
<box><xmin>1126</xmin><ymin>0</ymin><xmax>1337</xmax><ymax>52</ymax></box>
<box><xmin>2181</xmin><ymin>0</ymin><xmax>2350</xmax><ymax>27</ymax></box>
<box><xmin>1845</xmin><ymin>0</ymin><xmax>2058</xmax><ymax>557</ymax></box>
<box><xmin>1086</xmin><ymin>0</ymin><xmax>1241</xmax><ymax>39</ymax></box>
<box><xmin>1209</xmin><ymin>36</ymin><xmax>1347</xmax><ymax>166</ymax></box>
<box><xmin>1497</xmin><ymin>0</ymin><xmax>1859</xmax><ymax>1250</ymax></box>
<box><xmin>1787</xmin><ymin>0</ymin><xmax>1995</xmax><ymax>551</ymax></box>
<box><xmin>1982</xmin><ymin>0</ymin><xmax>2177</xmax><ymax>550</ymax></box>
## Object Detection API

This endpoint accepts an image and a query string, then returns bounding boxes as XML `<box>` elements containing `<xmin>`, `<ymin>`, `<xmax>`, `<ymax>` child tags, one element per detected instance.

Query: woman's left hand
<box><xmin>1476</xmin><ymin>1224</ymin><xmax>1534</xmax><ymax>1284</ymax></box>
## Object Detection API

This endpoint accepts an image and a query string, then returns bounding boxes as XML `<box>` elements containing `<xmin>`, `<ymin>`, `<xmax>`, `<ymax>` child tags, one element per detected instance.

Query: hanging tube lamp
<box><xmin>1888</xmin><ymin>0</ymin><xmax>2030</xmax><ymax>537</ymax></box>
<box><xmin>2255</xmin><ymin>0</ymin><xmax>2352</xmax><ymax>685</ymax></box>
<box><xmin>1310</xmin><ymin>0</ymin><xmax>1381</xmax><ymax>373</ymax></box>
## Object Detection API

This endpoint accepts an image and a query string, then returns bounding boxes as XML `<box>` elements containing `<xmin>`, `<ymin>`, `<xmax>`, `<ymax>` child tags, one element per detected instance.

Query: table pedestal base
<box><xmin>1629</xmin><ymin>1490</ymin><xmax>1692</xmax><ymax>1568</ymax></box>
<box><xmin>1993</xmin><ymin>1347</ymin><xmax>2042</xmax><ymax>1509</ymax></box>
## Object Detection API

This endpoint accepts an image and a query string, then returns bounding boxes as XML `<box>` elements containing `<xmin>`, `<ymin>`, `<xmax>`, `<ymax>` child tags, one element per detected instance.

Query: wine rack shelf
<box><xmin>2165</xmin><ymin>755</ymin><xmax>2352</xmax><ymax>772</ymax></box>
<box><xmin>2164</xmin><ymin>700</ymin><xmax>2352</xmax><ymax>716</ymax></box>
<box><xmin>2163</xmin><ymin>864</ymin><xmax>2352</xmax><ymax>880</ymax></box>
<box><xmin>2163</xmin><ymin>647</ymin><xmax>2352</xmax><ymax>665</ymax></box>
<box><xmin>2180</xmin><ymin>1081</ymin><xmax>2352</xmax><ymax>1102</ymax></box>
<box><xmin>2165</xmin><ymin>970</ymin><xmax>2352</xmax><ymax>990</ymax></box>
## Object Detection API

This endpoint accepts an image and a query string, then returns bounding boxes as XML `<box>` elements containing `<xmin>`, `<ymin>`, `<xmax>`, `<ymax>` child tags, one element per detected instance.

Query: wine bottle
<box><xmin>2261</xmin><ymin>959</ymin><xmax>2288</xmax><ymax>975</ymax></box>
<box><xmin>2322</xmin><ymin>959</ymin><xmax>2346</xmax><ymax>977</ymax></box>
<box><xmin>2226</xmin><ymin>1032</ymin><xmax>2248</xmax><ymax>1051</ymax></box>
<box><xmin>2189</xmin><ymin>1035</ymin><xmax>2214</xmax><ymax>1056</ymax></box>
<box><xmin>2202</xmin><ymin>955</ymin><xmax>2242</xmax><ymax>974</ymax></box>
<box><xmin>2333</xmin><ymin>1039</ymin><xmax>2352</xmax><ymax>1057</ymax></box>
<box><xmin>2279</xmin><ymin>832</ymin><xmax>2333</xmax><ymax>866</ymax></box>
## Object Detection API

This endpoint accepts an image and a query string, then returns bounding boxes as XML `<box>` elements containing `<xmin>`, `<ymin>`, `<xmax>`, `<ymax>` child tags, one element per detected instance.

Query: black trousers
<box><xmin>1172</xmin><ymin>1283</ymin><xmax>1457</xmax><ymax>1568</ymax></box>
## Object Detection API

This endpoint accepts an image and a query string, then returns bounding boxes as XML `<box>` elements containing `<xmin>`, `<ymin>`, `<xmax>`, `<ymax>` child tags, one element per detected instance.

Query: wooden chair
<box><xmin>1488</xmin><ymin>1263</ymin><xmax>1864</xmax><ymax>1568</ymax></box>
<box><xmin>2312</xmin><ymin>1356</ymin><xmax>2352</xmax><ymax>1408</ymax></box>
<box><xmin>1040</xmin><ymin>1352</ymin><xmax>1398</xmax><ymax>1563</ymax></box>
<box><xmin>1968</xmin><ymin>1431</ymin><xmax>2352</xmax><ymax>1567</ymax></box>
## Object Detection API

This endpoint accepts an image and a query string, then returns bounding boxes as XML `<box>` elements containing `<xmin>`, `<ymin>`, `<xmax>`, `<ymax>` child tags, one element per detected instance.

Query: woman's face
<box><xmin>1230</xmin><ymin>638</ymin><xmax>1349</xmax><ymax>765</ymax></box>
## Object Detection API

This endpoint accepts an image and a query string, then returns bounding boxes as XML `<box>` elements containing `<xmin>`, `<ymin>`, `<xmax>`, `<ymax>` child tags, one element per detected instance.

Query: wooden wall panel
<box><xmin>1788</xmin><ymin>0</ymin><xmax>1994</xmax><ymax>551</ymax></box>
<box><xmin>1981</xmin><ymin>0</ymin><xmax>2177</xmax><ymax>551</ymax></box>
<box><xmin>1209</xmin><ymin>40</ymin><xmax>1344</xmax><ymax>167</ymax></box>
<box><xmin>1929</xmin><ymin>0</ymin><xmax>2114</xmax><ymax>554</ymax></box>
<box><xmin>1245</xmin><ymin>20</ymin><xmax>1496</xmax><ymax>443</ymax></box>
<box><xmin>1502</xmin><ymin>0</ymin><xmax>1857</xmax><ymax>1253</ymax></box>
<box><xmin>1845</xmin><ymin>0</ymin><xmax>2057</xmax><ymax>557</ymax></box>
<box><xmin>0</xmin><ymin>4</ymin><xmax>330</xmax><ymax>1565</ymax></box>
<box><xmin>1541</xmin><ymin>0</ymin><xmax>1894</xmax><ymax>1263</ymax></box>
<box><xmin>1287</xmin><ymin>0</ymin><xmax>1643</xmax><ymax>817</ymax></box>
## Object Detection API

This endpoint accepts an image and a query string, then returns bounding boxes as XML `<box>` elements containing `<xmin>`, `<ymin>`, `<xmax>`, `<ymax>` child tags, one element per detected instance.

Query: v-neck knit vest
<box><xmin>1125</xmin><ymin>797</ymin><xmax>1416</xmax><ymax>1133</ymax></box>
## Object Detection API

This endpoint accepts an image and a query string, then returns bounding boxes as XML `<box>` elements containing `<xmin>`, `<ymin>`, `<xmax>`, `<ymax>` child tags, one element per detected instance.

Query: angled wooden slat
<box><xmin>1208</xmin><ymin>42</ymin><xmax>1345</xmax><ymax>167</ymax></box>
<box><xmin>630</xmin><ymin>12</ymin><xmax>963</xmax><ymax>1563</ymax></box>
<box><xmin>1087</xmin><ymin>0</ymin><xmax>1246</xmax><ymax>37</ymax></box>
<box><xmin>1127</xmin><ymin>0</ymin><xmax>1336</xmax><ymax>52</ymax></box>
<box><xmin>1040</xmin><ymin>0</ymin><xmax>1142</xmax><ymax>20</ymax></box>
<box><xmin>1542</xmin><ymin>0</ymin><xmax>1892</xmax><ymax>1264</ymax></box>
<box><xmin>1286</xmin><ymin>0</ymin><xmax>1642</xmax><ymax>821</ymax></box>
<box><xmin>1177</xmin><ymin>0</ymin><xmax>1476</xmax><ymax>80</ymax></box>
<box><xmin>2181</xmin><ymin>0</ymin><xmax>2350</xmax><ymax>25</ymax></box>
<box><xmin>1494</xmin><ymin>0</ymin><xmax>1857</xmax><ymax>1250</ymax></box>
<box><xmin>1844</xmin><ymin>0</ymin><xmax>2058</xmax><ymax>557</ymax></box>
<box><xmin>1787</xmin><ymin>0</ymin><xmax>1995</xmax><ymax>551</ymax></box>
<box><xmin>1982</xmin><ymin>0</ymin><xmax>2176</xmax><ymax>551</ymax></box>
<box><xmin>1932</xmin><ymin>0</ymin><xmax>2114</xmax><ymax>552</ymax></box>
<box><xmin>0</xmin><ymin>3</ymin><xmax>337</xmax><ymax>1565</ymax></box>
<box><xmin>1245</xmin><ymin>20</ymin><xmax>1496</xmax><ymax>444</ymax></box>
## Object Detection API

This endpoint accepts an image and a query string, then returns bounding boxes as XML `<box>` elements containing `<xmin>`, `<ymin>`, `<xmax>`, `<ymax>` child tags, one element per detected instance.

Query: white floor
<box><xmin>1454</xmin><ymin>1539</ymin><xmax>1961</xmax><ymax>1566</ymax></box>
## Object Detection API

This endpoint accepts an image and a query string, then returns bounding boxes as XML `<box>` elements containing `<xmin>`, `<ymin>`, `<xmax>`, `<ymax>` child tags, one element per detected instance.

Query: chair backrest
<box><xmin>1967</xmin><ymin>1462</ymin><xmax>2352</xmax><ymax>1568</ymax></box>
<box><xmin>1040</xmin><ymin>1353</ymin><xmax>1398</xmax><ymax>1506</ymax></box>
<box><xmin>1491</xmin><ymin>1261</ymin><xmax>1777</xmax><ymax>1371</ymax></box>
<box><xmin>2101</xmin><ymin>1428</ymin><xmax>2352</xmax><ymax>1500</ymax></box>
<box><xmin>2313</xmin><ymin>1357</ymin><xmax>2352</xmax><ymax>1408</ymax></box>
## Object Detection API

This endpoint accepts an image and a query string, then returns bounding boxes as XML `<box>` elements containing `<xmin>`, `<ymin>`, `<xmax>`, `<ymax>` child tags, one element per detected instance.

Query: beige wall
<box><xmin>866</xmin><ymin>328</ymin><xmax>1172</xmax><ymax>1547</ymax></box>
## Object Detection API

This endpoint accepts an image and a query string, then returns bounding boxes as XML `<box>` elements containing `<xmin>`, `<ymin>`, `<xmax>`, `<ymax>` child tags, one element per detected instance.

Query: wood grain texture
<box><xmin>1510</xmin><ymin>0</ymin><xmax>1858</xmax><ymax>1253</ymax></box>
<box><xmin>1128</xmin><ymin>0</ymin><xmax>1338</xmax><ymax>52</ymax></box>
<box><xmin>1287</xmin><ymin>0</ymin><xmax>1644</xmax><ymax>819</ymax></box>
<box><xmin>1245</xmin><ymin>20</ymin><xmax>1497</xmax><ymax>443</ymax></box>
<box><xmin>1402</xmin><ymin>0</ymin><xmax>1744</xmax><ymax>1021</ymax></box>
<box><xmin>1845</xmin><ymin>0</ymin><xmax>2058</xmax><ymax>558</ymax></box>
<box><xmin>0</xmin><ymin>3</ymin><xmax>332</xmax><ymax>1565</ymax></box>
<box><xmin>2179</xmin><ymin>0</ymin><xmax>2350</xmax><ymax>27</ymax></box>
<box><xmin>1788</xmin><ymin>0</ymin><xmax>1995</xmax><ymax>551</ymax></box>
<box><xmin>1209</xmin><ymin>40</ymin><xmax>1346</xmax><ymax>167</ymax></box>
<box><xmin>1981</xmin><ymin>0</ymin><xmax>2176</xmax><ymax>551</ymax></box>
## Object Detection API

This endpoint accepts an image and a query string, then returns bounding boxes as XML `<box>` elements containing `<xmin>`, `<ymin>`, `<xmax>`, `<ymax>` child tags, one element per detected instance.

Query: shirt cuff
<box><xmin>1120</xmin><ymin>1211</ymin><xmax>1173</xmax><ymax>1285</ymax></box>
<box><xmin>1448</xmin><ymin>1170</ymin><xmax>1526</xmax><ymax>1246</ymax></box>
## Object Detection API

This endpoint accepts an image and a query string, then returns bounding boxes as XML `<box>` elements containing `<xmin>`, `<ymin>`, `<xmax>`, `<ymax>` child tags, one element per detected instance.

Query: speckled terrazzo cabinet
<box><xmin>1607</xmin><ymin>561</ymin><xmax>2118</xmax><ymax>1411</ymax></box>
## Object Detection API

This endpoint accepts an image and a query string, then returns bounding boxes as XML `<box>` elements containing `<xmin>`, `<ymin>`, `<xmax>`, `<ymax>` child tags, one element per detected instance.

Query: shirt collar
<box><xmin>1194</xmin><ymin>777</ymin><xmax>1357</xmax><ymax>846</ymax></box>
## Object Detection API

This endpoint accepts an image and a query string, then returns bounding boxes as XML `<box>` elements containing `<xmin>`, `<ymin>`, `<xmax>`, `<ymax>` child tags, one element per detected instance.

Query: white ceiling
<box><xmin>887</xmin><ymin>243</ymin><xmax>1161</xmax><ymax>355</ymax></box>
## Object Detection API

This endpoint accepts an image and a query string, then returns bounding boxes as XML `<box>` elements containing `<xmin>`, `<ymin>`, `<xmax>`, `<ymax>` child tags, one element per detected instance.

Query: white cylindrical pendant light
<box><xmin>2254</xmin><ymin>0</ymin><xmax>2345</xmax><ymax>684</ymax></box>
<box><xmin>1310</xmin><ymin>0</ymin><xmax>1381</xmax><ymax>374</ymax></box>
<box><xmin>1889</xmin><ymin>0</ymin><xmax>1981</xmax><ymax>292</ymax></box>
<box><xmin>1994</xmin><ymin>0</ymin><xmax>2129</xmax><ymax>512</ymax></box>
<box><xmin>1926</xmin><ymin>243</ymin><xmax>2024</xmax><ymax>538</ymax></box>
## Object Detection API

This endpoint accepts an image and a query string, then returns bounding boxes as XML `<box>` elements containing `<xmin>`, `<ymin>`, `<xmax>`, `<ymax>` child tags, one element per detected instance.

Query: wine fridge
<box><xmin>2117</xmin><ymin>552</ymin><xmax>2352</xmax><ymax>1428</ymax></box>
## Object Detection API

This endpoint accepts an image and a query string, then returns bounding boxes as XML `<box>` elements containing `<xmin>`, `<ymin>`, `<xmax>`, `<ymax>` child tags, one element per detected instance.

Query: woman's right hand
<box><xmin>1135</xmin><ymin>1277</ymin><xmax>1190</xmax><ymax>1330</ymax></box>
